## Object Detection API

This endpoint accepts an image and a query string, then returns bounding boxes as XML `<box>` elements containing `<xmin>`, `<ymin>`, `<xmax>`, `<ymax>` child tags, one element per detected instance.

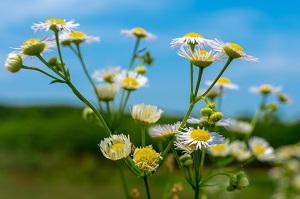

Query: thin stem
<box><xmin>201</xmin><ymin>57</ymin><xmax>233</xmax><ymax>97</ymax></box>
<box><xmin>141</xmin><ymin>125</ymin><xmax>146</xmax><ymax>147</ymax></box>
<box><xmin>117</xmin><ymin>163</ymin><xmax>131</xmax><ymax>199</ymax></box>
<box><xmin>199</xmin><ymin>172</ymin><xmax>230</xmax><ymax>187</ymax></box>
<box><xmin>199</xmin><ymin>149</ymin><xmax>206</xmax><ymax>182</ymax></box>
<box><xmin>194</xmin><ymin>67</ymin><xmax>204</xmax><ymax>97</ymax></box>
<box><xmin>143</xmin><ymin>175</ymin><xmax>151</xmax><ymax>199</ymax></box>
<box><xmin>190</xmin><ymin>61</ymin><xmax>194</xmax><ymax>102</ymax></box>
<box><xmin>128</xmin><ymin>38</ymin><xmax>141</xmax><ymax>71</ymax></box>
<box><xmin>54</xmin><ymin>31</ymin><xmax>68</xmax><ymax>77</ymax></box>
<box><xmin>21</xmin><ymin>66</ymin><xmax>62</xmax><ymax>81</ymax></box>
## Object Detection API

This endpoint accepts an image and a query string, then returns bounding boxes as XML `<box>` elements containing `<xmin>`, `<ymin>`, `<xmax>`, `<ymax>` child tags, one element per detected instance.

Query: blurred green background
<box><xmin>1</xmin><ymin>105</ymin><xmax>299</xmax><ymax>199</ymax></box>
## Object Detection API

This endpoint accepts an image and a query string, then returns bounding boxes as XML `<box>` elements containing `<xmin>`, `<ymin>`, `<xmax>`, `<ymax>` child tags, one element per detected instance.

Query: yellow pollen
<box><xmin>190</xmin><ymin>129</ymin><xmax>211</xmax><ymax>142</ymax></box>
<box><xmin>23</xmin><ymin>38</ymin><xmax>40</xmax><ymax>46</ymax></box>
<box><xmin>227</xmin><ymin>42</ymin><xmax>245</xmax><ymax>53</ymax></box>
<box><xmin>45</xmin><ymin>18</ymin><xmax>66</xmax><ymax>25</ymax></box>
<box><xmin>123</xmin><ymin>77</ymin><xmax>139</xmax><ymax>87</ymax></box>
<box><xmin>183</xmin><ymin>32</ymin><xmax>203</xmax><ymax>38</ymax></box>
<box><xmin>217</xmin><ymin>77</ymin><xmax>231</xmax><ymax>85</ymax></box>
<box><xmin>68</xmin><ymin>31</ymin><xmax>86</xmax><ymax>38</ymax></box>
<box><xmin>132</xmin><ymin>27</ymin><xmax>146</xmax><ymax>35</ymax></box>
<box><xmin>134</xmin><ymin>148</ymin><xmax>159</xmax><ymax>162</ymax></box>
<box><xmin>254</xmin><ymin>144</ymin><xmax>265</xmax><ymax>154</ymax></box>
<box><xmin>212</xmin><ymin>144</ymin><xmax>225</xmax><ymax>151</ymax></box>
<box><xmin>108</xmin><ymin>143</ymin><xmax>125</xmax><ymax>157</ymax></box>
<box><xmin>197</xmin><ymin>50</ymin><xmax>212</xmax><ymax>59</ymax></box>
<box><xmin>259</xmin><ymin>84</ymin><xmax>272</xmax><ymax>94</ymax></box>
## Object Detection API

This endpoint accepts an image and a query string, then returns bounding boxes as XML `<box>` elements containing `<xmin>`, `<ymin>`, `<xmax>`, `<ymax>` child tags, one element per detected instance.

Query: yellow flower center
<box><xmin>254</xmin><ymin>144</ymin><xmax>265</xmax><ymax>154</ymax></box>
<box><xmin>212</xmin><ymin>144</ymin><xmax>225</xmax><ymax>151</ymax></box>
<box><xmin>217</xmin><ymin>77</ymin><xmax>231</xmax><ymax>85</ymax></box>
<box><xmin>190</xmin><ymin>129</ymin><xmax>211</xmax><ymax>142</ymax></box>
<box><xmin>133</xmin><ymin>147</ymin><xmax>160</xmax><ymax>171</ymax></box>
<box><xmin>108</xmin><ymin>143</ymin><xmax>125</xmax><ymax>158</ymax></box>
<box><xmin>123</xmin><ymin>77</ymin><xmax>139</xmax><ymax>87</ymax></box>
<box><xmin>68</xmin><ymin>31</ymin><xmax>86</xmax><ymax>39</ymax></box>
<box><xmin>45</xmin><ymin>18</ymin><xmax>66</xmax><ymax>25</ymax></box>
<box><xmin>227</xmin><ymin>42</ymin><xmax>245</xmax><ymax>53</ymax></box>
<box><xmin>132</xmin><ymin>27</ymin><xmax>146</xmax><ymax>35</ymax></box>
<box><xmin>197</xmin><ymin>50</ymin><xmax>212</xmax><ymax>59</ymax></box>
<box><xmin>23</xmin><ymin>38</ymin><xmax>41</xmax><ymax>46</ymax></box>
<box><xmin>183</xmin><ymin>32</ymin><xmax>203</xmax><ymax>38</ymax></box>
<box><xmin>259</xmin><ymin>84</ymin><xmax>272</xmax><ymax>94</ymax></box>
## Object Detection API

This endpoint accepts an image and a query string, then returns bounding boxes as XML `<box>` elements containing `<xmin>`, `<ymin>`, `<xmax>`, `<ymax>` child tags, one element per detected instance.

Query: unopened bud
<box><xmin>237</xmin><ymin>177</ymin><xmax>249</xmax><ymax>190</ymax></box>
<box><xmin>48</xmin><ymin>56</ymin><xmax>58</xmax><ymax>67</ymax></box>
<box><xmin>209</xmin><ymin>112</ymin><xmax>223</xmax><ymax>122</ymax></box>
<box><xmin>135</xmin><ymin>65</ymin><xmax>147</xmax><ymax>75</ymax></box>
<box><xmin>4</xmin><ymin>53</ymin><xmax>23</xmax><ymax>73</ymax></box>
<box><xmin>200</xmin><ymin>107</ymin><xmax>213</xmax><ymax>117</ymax></box>
<box><xmin>208</xmin><ymin>102</ymin><xmax>216</xmax><ymax>109</ymax></box>
<box><xmin>183</xmin><ymin>159</ymin><xmax>193</xmax><ymax>167</ymax></box>
<box><xmin>179</xmin><ymin>154</ymin><xmax>192</xmax><ymax>162</ymax></box>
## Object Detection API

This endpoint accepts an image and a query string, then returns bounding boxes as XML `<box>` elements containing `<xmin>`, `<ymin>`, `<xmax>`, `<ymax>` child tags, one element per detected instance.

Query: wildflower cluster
<box><xmin>4</xmin><ymin>18</ymin><xmax>293</xmax><ymax>199</ymax></box>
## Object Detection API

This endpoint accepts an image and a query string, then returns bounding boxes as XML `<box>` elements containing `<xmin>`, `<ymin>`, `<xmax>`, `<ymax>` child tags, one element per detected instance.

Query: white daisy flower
<box><xmin>148</xmin><ymin>121</ymin><xmax>181</xmax><ymax>140</ymax></box>
<box><xmin>32</xmin><ymin>18</ymin><xmax>79</xmax><ymax>32</ymax></box>
<box><xmin>99</xmin><ymin>134</ymin><xmax>132</xmax><ymax>160</ymax></box>
<box><xmin>208</xmin><ymin>138</ymin><xmax>231</xmax><ymax>157</ymax></box>
<box><xmin>175</xmin><ymin>127</ymin><xmax>223</xmax><ymax>153</ymax></box>
<box><xmin>229</xmin><ymin>140</ymin><xmax>252</xmax><ymax>162</ymax></box>
<box><xmin>121</xmin><ymin>27</ymin><xmax>156</xmax><ymax>40</ymax></box>
<box><xmin>95</xmin><ymin>84</ymin><xmax>119</xmax><ymax>102</ymax></box>
<box><xmin>113</xmin><ymin>70</ymin><xmax>148</xmax><ymax>91</ymax></box>
<box><xmin>249</xmin><ymin>84</ymin><xmax>282</xmax><ymax>95</ymax></box>
<box><xmin>92</xmin><ymin>66</ymin><xmax>121</xmax><ymax>83</ymax></box>
<box><xmin>177</xmin><ymin>46</ymin><xmax>224</xmax><ymax>68</ymax></box>
<box><xmin>170</xmin><ymin>32</ymin><xmax>216</xmax><ymax>48</ymax></box>
<box><xmin>228</xmin><ymin>119</ymin><xmax>252</xmax><ymax>135</ymax></box>
<box><xmin>187</xmin><ymin>116</ymin><xmax>231</xmax><ymax>129</ymax></box>
<box><xmin>205</xmin><ymin>77</ymin><xmax>239</xmax><ymax>90</ymax></box>
<box><xmin>133</xmin><ymin>145</ymin><xmax>162</xmax><ymax>172</ymax></box>
<box><xmin>13</xmin><ymin>37</ymin><xmax>56</xmax><ymax>58</ymax></box>
<box><xmin>4</xmin><ymin>53</ymin><xmax>23</xmax><ymax>73</ymax></box>
<box><xmin>211</xmin><ymin>40</ymin><xmax>258</xmax><ymax>62</ymax></box>
<box><xmin>131</xmin><ymin>103</ymin><xmax>163</xmax><ymax>126</ymax></box>
<box><xmin>248</xmin><ymin>136</ymin><xmax>275</xmax><ymax>162</ymax></box>
<box><xmin>60</xmin><ymin>31</ymin><xmax>100</xmax><ymax>45</ymax></box>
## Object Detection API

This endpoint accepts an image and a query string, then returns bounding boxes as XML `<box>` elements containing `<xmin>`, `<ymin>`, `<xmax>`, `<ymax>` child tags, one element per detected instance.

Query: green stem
<box><xmin>201</xmin><ymin>57</ymin><xmax>233</xmax><ymax>97</ymax></box>
<box><xmin>117</xmin><ymin>163</ymin><xmax>131</xmax><ymax>199</ymax></box>
<box><xmin>141</xmin><ymin>125</ymin><xmax>146</xmax><ymax>147</ymax></box>
<box><xmin>35</xmin><ymin>54</ymin><xmax>65</xmax><ymax>79</ymax></box>
<box><xmin>54</xmin><ymin>31</ymin><xmax>68</xmax><ymax>77</ymax></box>
<box><xmin>128</xmin><ymin>38</ymin><xmax>141</xmax><ymax>71</ymax></box>
<box><xmin>199</xmin><ymin>149</ymin><xmax>206</xmax><ymax>182</ymax></box>
<box><xmin>21</xmin><ymin>66</ymin><xmax>62</xmax><ymax>81</ymax></box>
<box><xmin>190</xmin><ymin>61</ymin><xmax>194</xmax><ymax>102</ymax></box>
<box><xmin>194</xmin><ymin>67</ymin><xmax>204</xmax><ymax>97</ymax></box>
<box><xmin>143</xmin><ymin>175</ymin><xmax>151</xmax><ymax>199</ymax></box>
<box><xmin>199</xmin><ymin>172</ymin><xmax>230</xmax><ymax>187</ymax></box>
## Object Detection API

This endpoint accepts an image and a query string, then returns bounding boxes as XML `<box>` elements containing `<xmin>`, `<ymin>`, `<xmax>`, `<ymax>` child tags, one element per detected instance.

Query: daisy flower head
<box><xmin>131</xmin><ymin>103</ymin><xmax>163</xmax><ymax>126</ymax></box>
<box><xmin>133</xmin><ymin>145</ymin><xmax>162</xmax><ymax>172</ymax></box>
<box><xmin>14</xmin><ymin>37</ymin><xmax>56</xmax><ymax>58</ymax></box>
<box><xmin>121</xmin><ymin>27</ymin><xmax>156</xmax><ymax>40</ymax></box>
<box><xmin>208</xmin><ymin>138</ymin><xmax>231</xmax><ymax>157</ymax></box>
<box><xmin>171</xmin><ymin>32</ymin><xmax>215</xmax><ymax>49</ymax></box>
<box><xmin>60</xmin><ymin>31</ymin><xmax>100</xmax><ymax>45</ymax></box>
<box><xmin>95</xmin><ymin>83</ymin><xmax>119</xmax><ymax>102</ymax></box>
<box><xmin>212</xmin><ymin>40</ymin><xmax>258</xmax><ymax>62</ymax></box>
<box><xmin>99</xmin><ymin>134</ymin><xmax>131</xmax><ymax>161</ymax></box>
<box><xmin>228</xmin><ymin>119</ymin><xmax>252</xmax><ymax>135</ymax></box>
<box><xmin>113</xmin><ymin>70</ymin><xmax>148</xmax><ymax>91</ymax></box>
<box><xmin>249</xmin><ymin>84</ymin><xmax>282</xmax><ymax>95</ymax></box>
<box><xmin>248</xmin><ymin>136</ymin><xmax>275</xmax><ymax>162</ymax></box>
<box><xmin>177</xmin><ymin>46</ymin><xmax>224</xmax><ymax>68</ymax></box>
<box><xmin>229</xmin><ymin>140</ymin><xmax>252</xmax><ymax>162</ymax></box>
<box><xmin>92</xmin><ymin>66</ymin><xmax>121</xmax><ymax>83</ymax></box>
<box><xmin>175</xmin><ymin>127</ymin><xmax>223</xmax><ymax>153</ymax></box>
<box><xmin>31</xmin><ymin>18</ymin><xmax>79</xmax><ymax>33</ymax></box>
<box><xmin>4</xmin><ymin>53</ymin><xmax>23</xmax><ymax>73</ymax></box>
<box><xmin>205</xmin><ymin>77</ymin><xmax>239</xmax><ymax>90</ymax></box>
<box><xmin>187</xmin><ymin>116</ymin><xmax>231</xmax><ymax>129</ymax></box>
<box><xmin>148</xmin><ymin>121</ymin><xmax>181</xmax><ymax>141</ymax></box>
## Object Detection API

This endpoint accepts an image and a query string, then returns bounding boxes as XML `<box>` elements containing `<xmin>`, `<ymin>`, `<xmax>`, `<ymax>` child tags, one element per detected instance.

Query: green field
<box><xmin>0</xmin><ymin>105</ymin><xmax>298</xmax><ymax>199</ymax></box>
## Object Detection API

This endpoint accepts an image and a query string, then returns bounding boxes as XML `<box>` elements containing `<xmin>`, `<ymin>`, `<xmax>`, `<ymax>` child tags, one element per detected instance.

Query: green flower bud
<box><xmin>183</xmin><ymin>159</ymin><xmax>193</xmax><ymax>167</ymax></box>
<box><xmin>209</xmin><ymin>112</ymin><xmax>223</xmax><ymax>122</ymax></box>
<box><xmin>48</xmin><ymin>56</ymin><xmax>58</xmax><ymax>67</ymax></box>
<box><xmin>267</xmin><ymin>102</ymin><xmax>278</xmax><ymax>112</ymax></box>
<box><xmin>200</xmin><ymin>107</ymin><xmax>213</xmax><ymax>117</ymax></box>
<box><xmin>229</xmin><ymin>174</ymin><xmax>237</xmax><ymax>185</ymax></box>
<box><xmin>278</xmin><ymin>93</ymin><xmax>290</xmax><ymax>103</ymax></box>
<box><xmin>4</xmin><ymin>53</ymin><xmax>23</xmax><ymax>73</ymax></box>
<box><xmin>82</xmin><ymin>107</ymin><xmax>98</xmax><ymax>122</ymax></box>
<box><xmin>208</xmin><ymin>102</ymin><xmax>216</xmax><ymax>109</ymax></box>
<box><xmin>135</xmin><ymin>65</ymin><xmax>147</xmax><ymax>75</ymax></box>
<box><xmin>237</xmin><ymin>177</ymin><xmax>249</xmax><ymax>190</ymax></box>
<box><xmin>179</xmin><ymin>154</ymin><xmax>192</xmax><ymax>162</ymax></box>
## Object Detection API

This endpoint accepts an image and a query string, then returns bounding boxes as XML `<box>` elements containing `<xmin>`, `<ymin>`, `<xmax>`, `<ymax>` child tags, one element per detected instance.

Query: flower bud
<box><xmin>82</xmin><ymin>107</ymin><xmax>98</xmax><ymax>122</ymax></box>
<box><xmin>135</xmin><ymin>65</ymin><xmax>147</xmax><ymax>75</ymax></box>
<box><xmin>208</xmin><ymin>102</ymin><xmax>216</xmax><ymax>109</ymax></box>
<box><xmin>200</xmin><ymin>107</ymin><xmax>213</xmax><ymax>117</ymax></box>
<box><xmin>209</xmin><ymin>112</ymin><xmax>223</xmax><ymax>122</ymax></box>
<box><xmin>48</xmin><ymin>56</ymin><xmax>58</xmax><ymax>67</ymax></box>
<box><xmin>267</xmin><ymin>102</ymin><xmax>278</xmax><ymax>112</ymax></box>
<box><xmin>179</xmin><ymin>154</ymin><xmax>192</xmax><ymax>162</ymax></box>
<box><xmin>183</xmin><ymin>159</ymin><xmax>193</xmax><ymax>167</ymax></box>
<box><xmin>237</xmin><ymin>177</ymin><xmax>249</xmax><ymax>190</ymax></box>
<box><xmin>4</xmin><ymin>53</ymin><xmax>23</xmax><ymax>73</ymax></box>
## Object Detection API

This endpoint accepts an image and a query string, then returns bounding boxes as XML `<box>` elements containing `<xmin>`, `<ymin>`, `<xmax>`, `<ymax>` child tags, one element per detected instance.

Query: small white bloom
<box><xmin>95</xmin><ymin>84</ymin><xmax>119</xmax><ymax>102</ymax></box>
<box><xmin>99</xmin><ymin>134</ymin><xmax>132</xmax><ymax>160</ymax></box>
<box><xmin>4</xmin><ymin>53</ymin><xmax>23</xmax><ymax>73</ymax></box>
<box><xmin>211</xmin><ymin>40</ymin><xmax>258</xmax><ymax>62</ymax></box>
<box><xmin>32</xmin><ymin>18</ymin><xmax>79</xmax><ymax>32</ymax></box>
<box><xmin>248</xmin><ymin>136</ymin><xmax>275</xmax><ymax>162</ymax></box>
<box><xmin>131</xmin><ymin>103</ymin><xmax>163</xmax><ymax>126</ymax></box>
<box><xmin>92</xmin><ymin>66</ymin><xmax>121</xmax><ymax>83</ymax></box>
<box><xmin>133</xmin><ymin>145</ymin><xmax>162</xmax><ymax>172</ymax></box>
<box><xmin>114</xmin><ymin>70</ymin><xmax>148</xmax><ymax>91</ymax></box>
<box><xmin>121</xmin><ymin>27</ymin><xmax>156</xmax><ymax>40</ymax></box>
<box><xmin>175</xmin><ymin>127</ymin><xmax>223</xmax><ymax>154</ymax></box>
<box><xmin>228</xmin><ymin>119</ymin><xmax>252</xmax><ymax>135</ymax></box>
<box><xmin>205</xmin><ymin>77</ymin><xmax>239</xmax><ymax>90</ymax></box>
<box><xmin>148</xmin><ymin>122</ymin><xmax>181</xmax><ymax>140</ymax></box>
<box><xmin>230</xmin><ymin>140</ymin><xmax>252</xmax><ymax>161</ymax></box>
<box><xmin>60</xmin><ymin>31</ymin><xmax>100</xmax><ymax>44</ymax></box>
<box><xmin>208</xmin><ymin>139</ymin><xmax>231</xmax><ymax>157</ymax></box>
<box><xmin>249</xmin><ymin>84</ymin><xmax>282</xmax><ymax>95</ymax></box>
<box><xmin>171</xmin><ymin>32</ymin><xmax>216</xmax><ymax>48</ymax></box>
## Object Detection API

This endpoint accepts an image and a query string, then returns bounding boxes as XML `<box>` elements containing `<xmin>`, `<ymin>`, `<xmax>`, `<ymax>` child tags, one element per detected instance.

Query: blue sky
<box><xmin>1</xmin><ymin>0</ymin><xmax>300</xmax><ymax>121</ymax></box>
